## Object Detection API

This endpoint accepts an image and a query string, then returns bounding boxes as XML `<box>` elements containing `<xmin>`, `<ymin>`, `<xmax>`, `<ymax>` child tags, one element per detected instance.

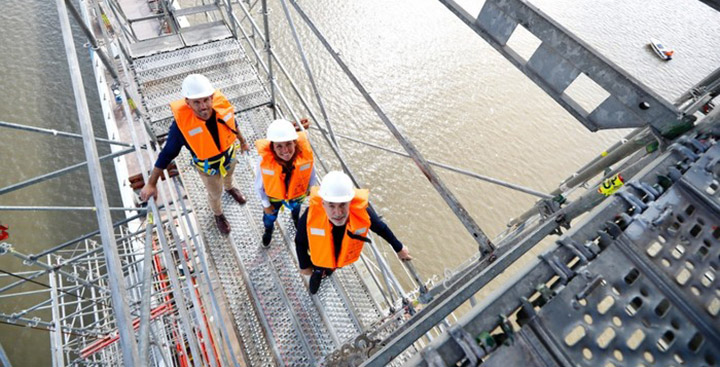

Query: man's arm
<box><xmin>140</xmin><ymin>167</ymin><xmax>163</xmax><ymax>201</ymax></box>
<box><xmin>140</xmin><ymin>122</ymin><xmax>184</xmax><ymax>201</ymax></box>
<box><xmin>368</xmin><ymin>207</ymin><xmax>412</xmax><ymax>261</ymax></box>
<box><xmin>295</xmin><ymin>209</ymin><xmax>313</xmax><ymax>275</ymax></box>
<box><xmin>293</xmin><ymin>118</ymin><xmax>310</xmax><ymax>131</ymax></box>
<box><xmin>232</xmin><ymin>117</ymin><xmax>249</xmax><ymax>152</ymax></box>
<box><xmin>236</xmin><ymin>131</ymin><xmax>249</xmax><ymax>152</ymax></box>
<box><xmin>220</xmin><ymin>112</ymin><xmax>249</xmax><ymax>152</ymax></box>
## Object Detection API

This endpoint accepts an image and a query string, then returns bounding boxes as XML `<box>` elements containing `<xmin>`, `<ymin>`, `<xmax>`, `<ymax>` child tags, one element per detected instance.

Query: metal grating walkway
<box><xmin>402</xmin><ymin>125</ymin><xmax>720</xmax><ymax>366</ymax></box>
<box><xmin>464</xmin><ymin>133</ymin><xmax>720</xmax><ymax>367</ymax></box>
<box><xmin>132</xmin><ymin>38</ymin><xmax>383</xmax><ymax>366</ymax></box>
<box><xmin>132</xmin><ymin>39</ymin><xmax>270</xmax><ymax>136</ymax></box>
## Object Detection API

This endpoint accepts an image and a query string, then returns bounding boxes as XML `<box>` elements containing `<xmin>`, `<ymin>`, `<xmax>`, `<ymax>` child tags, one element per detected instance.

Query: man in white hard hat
<box><xmin>140</xmin><ymin>74</ymin><xmax>250</xmax><ymax>234</ymax></box>
<box><xmin>255</xmin><ymin>119</ymin><xmax>318</xmax><ymax>247</ymax></box>
<box><xmin>295</xmin><ymin>171</ymin><xmax>412</xmax><ymax>294</ymax></box>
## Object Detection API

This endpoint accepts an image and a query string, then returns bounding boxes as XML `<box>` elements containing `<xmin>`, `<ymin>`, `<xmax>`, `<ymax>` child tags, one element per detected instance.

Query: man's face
<box><xmin>186</xmin><ymin>94</ymin><xmax>214</xmax><ymax>121</ymax></box>
<box><xmin>322</xmin><ymin>200</ymin><xmax>350</xmax><ymax>226</ymax></box>
<box><xmin>273</xmin><ymin>140</ymin><xmax>296</xmax><ymax>162</ymax></box>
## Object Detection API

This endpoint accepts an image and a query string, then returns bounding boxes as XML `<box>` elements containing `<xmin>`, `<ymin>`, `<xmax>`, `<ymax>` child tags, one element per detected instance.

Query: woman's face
<box><xmin>273</xmin><ymin>140</ymin><xmax>296</xmax><ymax>162</ymax></box>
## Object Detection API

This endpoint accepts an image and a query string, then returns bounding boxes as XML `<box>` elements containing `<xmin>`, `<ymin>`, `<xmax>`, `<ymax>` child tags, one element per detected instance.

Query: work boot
<box><xmin>309</xmin><ymin>269</ymin><xmax>323</xmax><ymax>295</ymax></box>
<box><xmin>226</xmin><ymin>188</ymin><xmax>247</xmax><ymax>205</ymax></box>
<box><xmin>215</xmin><ymin>214</ymin><xmax>231</xmax><ymax>235</ymax></box>
<box><xmin>262</xmin><ymin>226</ymin><xmax>273</xmax><ymax>247</ymax></box>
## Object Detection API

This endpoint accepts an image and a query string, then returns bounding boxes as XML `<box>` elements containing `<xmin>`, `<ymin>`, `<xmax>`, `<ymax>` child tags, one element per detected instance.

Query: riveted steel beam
<box><xmin>438</xmin><ymin>0</ymin><xmax>685</xmax><ymax>133</ymax></box>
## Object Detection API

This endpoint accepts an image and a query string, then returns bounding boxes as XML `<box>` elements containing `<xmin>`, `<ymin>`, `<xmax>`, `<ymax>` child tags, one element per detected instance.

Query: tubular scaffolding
<box><xmin>1</xmin><ymin>0</ymin><xmax>719</xmax><ymax>366</ymax></box>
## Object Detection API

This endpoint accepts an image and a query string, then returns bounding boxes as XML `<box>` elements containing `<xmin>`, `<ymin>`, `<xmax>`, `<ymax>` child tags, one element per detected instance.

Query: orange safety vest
<box><xmin>306</xmin><ymin>187</ymin><xmax>370</xmax><ymax>269</ymax></box>
<box><xmin>256</xmin><ymin>132</ymin><xmax>314</xmax><ymax>201</ymax></box>
<box><xmin>170</xmin><ymin>91</ymin><xmax>237</xmax><ymax>161</ymax></box>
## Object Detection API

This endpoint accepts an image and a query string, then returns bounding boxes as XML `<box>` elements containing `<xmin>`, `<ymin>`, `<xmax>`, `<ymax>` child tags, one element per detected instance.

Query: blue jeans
<box><xmin>262</xmin><ymin>198</ymin><xmax>304</xmax><ymax>230</ymax></box>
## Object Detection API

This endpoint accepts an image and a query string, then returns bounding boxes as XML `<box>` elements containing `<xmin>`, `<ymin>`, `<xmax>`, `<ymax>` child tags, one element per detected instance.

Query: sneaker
<box><xmin>215</xmin><ymin>214</ymin><xmax>231</xmax><ymax>235</ymax></box>
<box><xmin>309</xmin><ymin>269</ymin><xmax>323</xmax><ymax>295</ymax></box>
<box><xmin>262</xmin><ymin>227</ymin><xmax>273</xmax><ymax>247</ymax></box>
<box><xmin>226</xmin><ymin>188</ymin><xmax>247</xmax><ymax>205</ymax></box>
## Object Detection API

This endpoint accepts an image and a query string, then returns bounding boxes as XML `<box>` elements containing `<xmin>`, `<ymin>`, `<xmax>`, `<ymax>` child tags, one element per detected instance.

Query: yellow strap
<box><xmin>193</xmin><ymin>143</ymin><xmax>238</xmax><ymax>176</ymax></box>
<box><xmin>219</xmin><ymin>143</ymin><xmax>239</xmax><ymax>177</ymax></box>
<box><xmin>219</xmin><ymin>156</ymin><xmax>227</xmax><ymax>177</ymax></box>
<box><xmin>269</xmin><ymin>194</ymin><xmax>307</xmax><ymax>203</ymax></box>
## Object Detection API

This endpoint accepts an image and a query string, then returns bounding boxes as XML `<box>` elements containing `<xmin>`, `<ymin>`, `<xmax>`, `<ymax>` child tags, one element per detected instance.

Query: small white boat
<box><xmin>650</xmin><ymin>38</ymin><xmax>674</xmax><ymax>60</ymax></box>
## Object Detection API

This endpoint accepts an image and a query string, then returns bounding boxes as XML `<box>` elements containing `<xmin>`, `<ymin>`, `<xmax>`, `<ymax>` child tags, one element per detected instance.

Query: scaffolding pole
<box><xmin>262</xmin><ymin>0</ymin><xmax>277</xmax><ymax>118</ymax></box>
<box><xmin>287</xmin><ymin>0</ymin><xmax>495</xmax><ymax>256</ymax></box>
<box><xmin>0</xmin><ymin>147</ymin><xmax>135</xmax><ymax>196</ymax></box>
<box><xmin>0</xmin><ymin>120</ymin><xmax>132</xmax><ymax>147</ymax></box>
<box><xmin>229</xmin><ymin>2</ymin><xmax>423</xmax><ymax>298</ymax></box>
<box><xmin>278</xmin><ymin>0</ymin><xmax>338</xmax><ymax>146</ymax></box>
<box><xmin>55</xmin><ymin>0</ymin><xmax>140</xmax><ymax>365</ymax></box>
<box><xmin>0</xmin><ymin>206</ymin><xmax>140</xmax><ymax>212</ymax></box>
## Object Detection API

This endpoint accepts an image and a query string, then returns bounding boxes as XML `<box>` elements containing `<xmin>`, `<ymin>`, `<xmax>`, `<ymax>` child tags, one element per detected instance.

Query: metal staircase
<box><xmin>132</xmin><ymin>39</ymin><xmax>270</xmax><ymax>136</ymax></box>
<box><xmin>131</xmin><ymin>38</ymin><xmax>385</xmax><ymax>365</ymax></box>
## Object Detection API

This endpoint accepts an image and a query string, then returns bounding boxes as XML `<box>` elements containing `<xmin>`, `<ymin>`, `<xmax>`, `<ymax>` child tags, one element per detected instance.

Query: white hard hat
<box><xmin>181</xmin><ymin>74</ymin><xmax>215</xmax><ymax>99</ymax></box>
<box><xmin>266</xmin><ymin>119</ymin><xmax>299</xmax><ymax>143</ymax></box>
<box><xmin>319</xmin><ymin>171</ymin><xmax>355</xmax><ymax>203</ymax></box>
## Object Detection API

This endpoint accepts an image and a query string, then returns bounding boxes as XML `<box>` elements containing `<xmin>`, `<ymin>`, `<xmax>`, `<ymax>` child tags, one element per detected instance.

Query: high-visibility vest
<box><xmin>256</xmin><ymin>132</ymin><xmax>314</xmax><ymax>201</ymax></box>
<box><xmin>306</xmin><ymin>187</ymin><xmax>370</xmax><ymax>269</ymax></box>
<box><xmin>171</xmin><ymin>91</ymin><xmax>237</xmax><ymax>161</ymax></box>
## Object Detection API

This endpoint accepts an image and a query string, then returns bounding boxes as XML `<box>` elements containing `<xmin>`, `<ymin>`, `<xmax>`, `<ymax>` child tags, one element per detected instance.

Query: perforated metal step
<box><xmin>174</xmin><ymin>114</ymin><xmax>380</xmax><ymax>364</ymax></box>
<box><xmin>236</xmin><ymin>105</ymin><xmax>382</xmax><ymax>339</ymax></box>
<box><xmin>178</xmin><ymin>166</ymin><xmax>276</xmax><ymax>366</ymax></box>
<box><xmin>131</xmin><ymin>39</ymin><xmax>270</xmax><ymax>135</ymax></box>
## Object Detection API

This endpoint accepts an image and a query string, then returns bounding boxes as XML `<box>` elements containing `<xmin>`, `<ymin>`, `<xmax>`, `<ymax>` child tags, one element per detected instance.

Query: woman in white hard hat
<box><xmin>295</xmin><ymin>171</ymin><xmax>412</xmax><ymax>294</ymax></box>
<box><xmin>141</xmin><ymin>74</ymin><xmax>250</xmax><ymax>235</ymax></box>
<box><xmin>255</xmin><ymin>119</ymin><xmax>317</xmax><ymax>247</ymax></box>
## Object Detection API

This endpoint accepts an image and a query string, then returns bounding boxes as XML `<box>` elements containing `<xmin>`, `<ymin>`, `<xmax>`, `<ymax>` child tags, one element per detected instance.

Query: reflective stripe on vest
<box><xmin>171</xmin><ymin>91</ymin><xmax>237</xmax><ymax>161</ymax></box>
<box><xmin>306</xmin><ymin>186</ymin><xmax>370</xmax><ymax>269</ymax></box>
<box><xmin>256</xmin><ymin>131</ymin><xmax>314</xmax><ymax>201</ymax></box>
